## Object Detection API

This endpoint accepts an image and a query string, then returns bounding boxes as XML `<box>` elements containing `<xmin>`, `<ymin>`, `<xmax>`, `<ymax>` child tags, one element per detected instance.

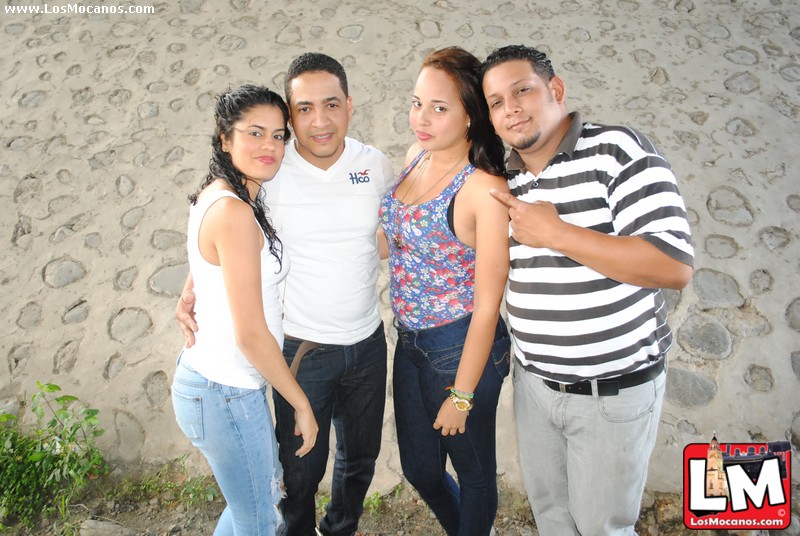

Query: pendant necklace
<box><xmin>392</xmin><ymin>152</ymin><xmax>467</xmax><ymax>250</ymax></box>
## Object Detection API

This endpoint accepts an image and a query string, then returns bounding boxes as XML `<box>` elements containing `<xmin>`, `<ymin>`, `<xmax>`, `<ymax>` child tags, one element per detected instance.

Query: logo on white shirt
<box><xmin>348</xmin><ymin>169</ymin><xmax>371</xmax><ymax>184</ymax></box>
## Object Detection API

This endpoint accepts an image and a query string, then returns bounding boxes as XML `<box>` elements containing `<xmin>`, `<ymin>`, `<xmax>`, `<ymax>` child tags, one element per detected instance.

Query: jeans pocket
<box><xmin>224</xmin><ymin>385</ymin><xmax>264</xmax><ymax>402</ymax></box>
<box><xmin>598</xmin><ymin>380</ymin><xmax>657</xmax><ymax>424</ymax></box>
<box><xmin>425</xmin><ymin>344</ymin><xmax>463</xmax><ymax>373</ymax></box>
<box><xmin>225</xmin><ymin>387</ymin><xmax>269</xmax><ymax>429</ymax></box>
<box><xmin>492</xmin><ymin>335</ymin><xmax>511</xmax><ymax>379</ymax></box>
<box><xmin>172</xmin><ymin>391</ymin><xmax>204</xmax><ymax>441</ymax></box>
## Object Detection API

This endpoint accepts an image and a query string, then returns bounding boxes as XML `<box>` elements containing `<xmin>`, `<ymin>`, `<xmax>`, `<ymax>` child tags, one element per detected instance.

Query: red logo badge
<box><xmin>683</xmin><ymin>435</ymin><xmax>791</xmax><ymax>530</ymax></box>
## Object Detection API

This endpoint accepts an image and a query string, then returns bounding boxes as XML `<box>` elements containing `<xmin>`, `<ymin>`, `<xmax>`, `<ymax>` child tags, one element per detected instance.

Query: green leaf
<box><xmin>28</xmin><ymin>451</ymin><xmax>47</xmax><ymax>462</ymax></box>
<box><xmin>55</xmin><ymin>395</ymin><xmax>79</xmax><ymax>404</ymax></box>
<box><xmin>39</xmin><ymin>382</ymin><xmax>61</xmax><ymax>393</ymax></box>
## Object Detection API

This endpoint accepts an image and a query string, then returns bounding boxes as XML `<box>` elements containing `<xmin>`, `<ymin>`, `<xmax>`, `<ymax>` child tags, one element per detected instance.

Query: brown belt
<box><xmin>285</xmin><ymin>335</ymin><xmax>323</xmax><ymax>377</ymax></box>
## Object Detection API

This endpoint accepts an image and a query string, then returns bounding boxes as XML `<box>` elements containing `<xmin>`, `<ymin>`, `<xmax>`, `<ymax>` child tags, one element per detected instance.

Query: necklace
<box><xmin>392</xmin><ymin>152</ymin><xmax>467</xmax><ymax>250</ymax></box>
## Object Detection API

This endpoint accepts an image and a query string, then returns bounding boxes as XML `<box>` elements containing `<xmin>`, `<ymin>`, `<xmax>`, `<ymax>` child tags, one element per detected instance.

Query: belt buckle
<box><xmin>559</xmin><ymin>383</ymin><xmax>567</xmax><ymax>393</ymax></box>
<box><xmin>604</xmin><ymin>381</ymin><xmax>620</xmax><ymax>396</ymax></box>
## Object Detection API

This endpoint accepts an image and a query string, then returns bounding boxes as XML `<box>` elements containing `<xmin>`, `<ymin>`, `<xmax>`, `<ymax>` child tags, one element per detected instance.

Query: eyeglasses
<box><xmin>231</xmin><ymin>126</ymin><xmax>288</xmax><ymax>142</ymax></box>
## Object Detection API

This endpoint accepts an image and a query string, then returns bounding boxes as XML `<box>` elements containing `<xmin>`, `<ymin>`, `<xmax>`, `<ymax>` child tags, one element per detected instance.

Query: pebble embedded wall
<box><xmin>2</xmin><ymin>0</ymin><xmax>798</xmax><ymax>495</ymax></box>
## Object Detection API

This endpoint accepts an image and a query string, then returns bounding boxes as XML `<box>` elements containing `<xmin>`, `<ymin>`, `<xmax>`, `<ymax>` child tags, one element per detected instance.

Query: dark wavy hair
<box><xmin>284</xmin><ymin>52</ymin><xmax>349</xmax><ymax>104</ymax></box>
<box><xmin>481</xmin><ymin>44</ymin><xmax>556</xmax><ymax>82</ymax></box>
<box><xmin>421</xmin><ymin>47</ymin><xmax>505</xmax><ymax>177</ymax></box>
<box><xmin>190</xmin><ymin>84</ymin><xmax>290</xmax><ymax>267</ymax></box>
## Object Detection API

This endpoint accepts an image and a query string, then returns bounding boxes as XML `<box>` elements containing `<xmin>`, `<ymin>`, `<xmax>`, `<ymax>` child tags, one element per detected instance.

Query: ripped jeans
<box><xmin>172</xmin><ymin>357</ymin><xmax>284</xmax><ymax>536</ymax></box>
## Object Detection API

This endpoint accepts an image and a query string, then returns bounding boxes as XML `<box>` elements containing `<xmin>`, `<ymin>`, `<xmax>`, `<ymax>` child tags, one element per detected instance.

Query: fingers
<box><xmin>433</xmin><ymin>419</ymin><xmax>466</xmax><ymax>436</ymax></box>
<box><xmin>293</xmin><ymin>414</ymin><xmax>318</xmax><ymax>457</ymax></box>
<box><xmin>176</xmin><ymin>309</ymin><xmax>197</xmax><ymax>348</ymax></box>
<box><xmin>175</xmin><ymin>292</ymin><xmax>199</xmax><ymax>337</ymax></box>
<box><xmin>294</xmin><ymin>435</ymin><xmax>316</xmax><ymax>458</ymax></box>
<box><xmin>183</xmin><ymin>332</ymin><xmax>196</xmax><ymax>348</ymax></box>
<box><xmin>489</xmin><ymin>188</ymin><xmax>518</xmax><ymax>209</ymax></box>
<box><xmin>177</xmin><ymin>322</ymin><xmax>196</xmax><ymax>347</ymax></box>
<box><xmin>436</xmin><ymin>426</ymin><xmax>465</xmax><ymax>436</ymax></box>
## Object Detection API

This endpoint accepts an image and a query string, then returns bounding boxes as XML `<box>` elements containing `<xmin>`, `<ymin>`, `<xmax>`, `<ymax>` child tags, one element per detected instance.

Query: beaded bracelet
<box><xmin>445</xmin><ymin>385</ymin><xmax>474</xmax><ymax>399</ymax></box>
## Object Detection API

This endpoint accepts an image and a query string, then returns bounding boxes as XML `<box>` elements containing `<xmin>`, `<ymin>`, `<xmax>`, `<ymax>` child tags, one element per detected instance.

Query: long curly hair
<box><xmin>190</xmin><ymin>84</ymin><xmax>290</xmax><ymax>267</ymax></box>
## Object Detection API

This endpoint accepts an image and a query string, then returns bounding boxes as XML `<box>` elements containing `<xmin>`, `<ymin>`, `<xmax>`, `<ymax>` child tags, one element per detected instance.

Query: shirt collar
<box><xmin>506</xmin><ymin>111</ymin><xmax>583</xmax><ymax>175</ymax></box>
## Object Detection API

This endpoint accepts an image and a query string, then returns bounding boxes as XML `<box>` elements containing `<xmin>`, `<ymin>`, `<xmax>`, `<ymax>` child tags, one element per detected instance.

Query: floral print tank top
<box><xmin>379</xmin><ymin>150</ymin><xmax>476</xmax><ymax>330</ymax></box>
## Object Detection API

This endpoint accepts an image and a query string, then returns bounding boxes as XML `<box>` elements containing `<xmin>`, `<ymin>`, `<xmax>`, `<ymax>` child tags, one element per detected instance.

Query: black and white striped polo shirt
<box><xmin>506</xmin><ymin>112</ymin><xmax>694</xmax><ymax>383</ymax></box>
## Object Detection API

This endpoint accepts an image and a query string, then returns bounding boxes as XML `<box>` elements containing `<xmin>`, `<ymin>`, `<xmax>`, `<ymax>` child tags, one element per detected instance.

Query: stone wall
<box><xmin>1</xmin><ymin>0</ymin><xmax>798</xmax><ymax>496</ymax></box>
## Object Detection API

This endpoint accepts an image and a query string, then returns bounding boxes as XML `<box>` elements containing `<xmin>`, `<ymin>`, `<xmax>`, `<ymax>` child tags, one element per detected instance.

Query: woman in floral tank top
<box><xmin>378</xmin><ymin>47</ymin><xmax>511</xmax><ymax>536</ymax></box>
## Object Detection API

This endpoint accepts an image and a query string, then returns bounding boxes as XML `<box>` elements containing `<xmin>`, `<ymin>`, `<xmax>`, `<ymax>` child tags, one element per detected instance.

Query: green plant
<box><xmin>363</xmin><ymin>483</ymin><xmax>404</xmax><ymax>515</ymax></box>
<box><xmin>53</xmin><ymin>491</ymin><xmax>82</xmax><ymax>536</ymax></box>
<box><xmin>315</xmin><ymin>491</ymin><xmax>331</xmax><ymax>514</ymax></box>
<box><xmin>363</xmin><ymin>491</ymin><xmax>384</xmax><ymax>514</ymax></box>
<box><xmin>0</xmin><ymin>382</ymin><xmax>107</xmax><ymax>527</ymax></box>
<box><xmin>108</xmin><ymin>457</ymin><xmax>218</xmax><ymax>507</ymax></box>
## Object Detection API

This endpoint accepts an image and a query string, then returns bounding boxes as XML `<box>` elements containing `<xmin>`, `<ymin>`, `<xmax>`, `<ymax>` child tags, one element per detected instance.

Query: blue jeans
<box><xmin>393</xmin><ymin>314</ymin><xmax>511</xmax><ymax>536</ymax></box>
<box><xmin>273</xmin><ymin>323</ymin><xmax>387</xmax><ymax>536</ymax></box>
<box><xmin>172</xmin><ymin>357</ymin><xmax>284</xmax><ymax>536</ymax></box>
<box><xmin>514</xmin><ymin>363</ymin><xmax>666</xmax><ymax>536</ymax></box>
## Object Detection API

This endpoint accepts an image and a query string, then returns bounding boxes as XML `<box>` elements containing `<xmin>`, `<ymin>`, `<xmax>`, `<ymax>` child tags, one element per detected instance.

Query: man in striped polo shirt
<box><xmin>482</xmin><ymin>45</ymin><xmax>694</xmax><ymax>535</ymax></box>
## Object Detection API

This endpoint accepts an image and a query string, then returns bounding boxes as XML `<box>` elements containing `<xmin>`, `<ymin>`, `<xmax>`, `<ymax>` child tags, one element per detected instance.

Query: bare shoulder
<box><xmin>465</xmin><ymin>168</ymin><xmax>509</xmax><ymax>194</ymax></box>
<box><xmin>404</xmin><ymin>143</ymin><xmax>424</xmax><ymax>167</ymax></box>
<box><xmin>200</xmin><ymin>190</ymin><xmax>251</xmax><ymax>225</ymax></box>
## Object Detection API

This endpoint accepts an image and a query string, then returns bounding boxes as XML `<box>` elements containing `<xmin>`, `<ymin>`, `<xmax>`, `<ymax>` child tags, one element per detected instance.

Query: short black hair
<box><xmin>284</xmin><ymin>52</ymin><xmax>349</xmax><ymax>103</ymax></box>
<box><xmin>481</xmin><ymin>45</ymin><xmax>556</xmax><ymax>82</ymax></box>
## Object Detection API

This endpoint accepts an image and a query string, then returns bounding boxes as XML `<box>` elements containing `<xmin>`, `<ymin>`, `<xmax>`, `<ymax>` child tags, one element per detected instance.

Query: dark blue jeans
<box><xmin>393</xmin><ymin>314</ymin><xmax>510</xmax><ymax>536</ymax></box>
<box><xmin>273</xmin><ymin>323</ymin><xmax>387</xmax><ymax>536</ymax></box>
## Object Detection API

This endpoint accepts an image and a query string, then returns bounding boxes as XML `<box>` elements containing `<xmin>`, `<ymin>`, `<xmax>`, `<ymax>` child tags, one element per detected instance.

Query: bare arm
<box><xmin>490</xmin><ymin>190</ymin><xmax>692</xmax><ymax>289</ymax></box>
<box><xmin>207</xmin><ymin>199</ymin><xmax>318</xmax><ymax>456</ymax></box>
<box><xmin>377</xmin><ymin>225</ymin><xmax>390</xmax><ymax>260</ymax></box>
<box><xmin>434</xmin><ymin>173</ymin><xmax>510</xmax><ymax>435</ymax></box>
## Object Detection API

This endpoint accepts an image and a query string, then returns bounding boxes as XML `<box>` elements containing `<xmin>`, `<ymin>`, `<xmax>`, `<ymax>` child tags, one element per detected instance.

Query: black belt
<box><xmin>543</xmin><ymin>359</ymin><xmax>665</xmax><ymax>396</ymax></box>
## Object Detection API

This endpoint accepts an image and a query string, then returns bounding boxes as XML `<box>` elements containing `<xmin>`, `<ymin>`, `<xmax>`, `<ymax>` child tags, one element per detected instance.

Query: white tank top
<box><xmin>181</xmin><ymin>190</ymin><xmax>289</xmax><ymax>389</ymax></box>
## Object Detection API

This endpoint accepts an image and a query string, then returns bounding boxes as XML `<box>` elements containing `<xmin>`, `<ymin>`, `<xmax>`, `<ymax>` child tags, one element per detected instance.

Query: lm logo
<box><xmin>349</xmin><ymin>169</ymin><xmax>371</xmax><ymax>184</ymax></box>
<box><xmin>682</xmin><ymin>435</ymin><xmax>791</xmax><ymax>530</ymax></box>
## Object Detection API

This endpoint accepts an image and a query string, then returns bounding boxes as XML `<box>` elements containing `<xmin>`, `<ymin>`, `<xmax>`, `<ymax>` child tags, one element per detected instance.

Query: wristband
<box><xmin>445</xmin><ymin>385</ymin><xmax>474</xmax><ymax>399</ymax></box>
